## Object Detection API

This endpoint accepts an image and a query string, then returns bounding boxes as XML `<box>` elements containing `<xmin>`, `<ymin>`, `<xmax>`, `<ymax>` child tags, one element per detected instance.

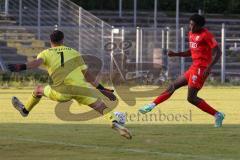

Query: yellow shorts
<box><xmin>43</xmin><ymin>85</ymin><xmax>98</xmax><ymax>106</ymax></box>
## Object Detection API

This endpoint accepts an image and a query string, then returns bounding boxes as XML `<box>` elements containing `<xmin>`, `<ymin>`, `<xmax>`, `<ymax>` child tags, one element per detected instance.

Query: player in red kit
<box><xmin>139</xmin><ymin>14</ymin><xmax>225</xmax><ymax>127</ymax></box>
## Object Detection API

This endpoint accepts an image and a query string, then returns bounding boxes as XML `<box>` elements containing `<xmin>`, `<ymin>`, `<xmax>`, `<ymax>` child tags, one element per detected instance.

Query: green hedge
<box><xmin>0</xmin><ymin>71</ymin><xmax>50</xmax><ymax>87</ymax></box>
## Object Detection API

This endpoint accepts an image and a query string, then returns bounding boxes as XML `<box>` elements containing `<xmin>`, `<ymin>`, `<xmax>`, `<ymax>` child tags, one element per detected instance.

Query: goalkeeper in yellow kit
<box><xmin>7</xmin><ymin>30</ymin><xmax>132</xmax><ymax>139</ymax></box>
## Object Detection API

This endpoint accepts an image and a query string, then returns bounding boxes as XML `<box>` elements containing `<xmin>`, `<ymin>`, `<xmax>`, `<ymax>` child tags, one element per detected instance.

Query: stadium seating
<box><xmin>0</xmin><ymin>13</ymin><xmax>47</xmax><ymax>64</ymax></box>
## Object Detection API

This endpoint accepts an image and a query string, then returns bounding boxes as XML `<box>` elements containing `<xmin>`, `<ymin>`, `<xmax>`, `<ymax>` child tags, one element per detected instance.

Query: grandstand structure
<box><xmin>0</xmin><ymin>0</ymin><xmax>112</xmax><ymax>57</ymax></box>
<box><xmin>0</xmin><ymin>0</ymin><xmax>240</xmax><ymax>83</ymax></box>
<box><xmin>0</xmin><ymin>0</ymin><xmax>116</xmax><ymax>78</ymax></box>
<box><xmin>91</xmin><ymin>10</ymin><xmax>240</xmax><ymax>81</ymax></box>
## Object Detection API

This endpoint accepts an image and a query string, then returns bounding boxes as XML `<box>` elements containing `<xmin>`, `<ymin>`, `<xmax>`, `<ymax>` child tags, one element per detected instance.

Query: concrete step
<box><xmin>0</xmin><ymin>19</ymin><xmax>16</xmax><ymax>25</ymax></box>
<box><xmin>0</xmin><ymin>27</ymin><xmax>27</xmax><ymax>33</ymax></box>
<box><xmin>0</xmin><ymin>14</ymin><xmax>15</xmax><ymax>21</ymax></box>
<box><xmin>0</xmin><ymin>46</ymin><xmax>17</xmax><ymax>54</ymax></box>
<box><xmin>0</xmin><ymin>54</ymin><xmax>27</xmax><ymax>61</ymax></box>
<box><xmin>7</xmin><ymin>40</ymin><xmax>46</xmax><ymax>48</ymax></box>
<box><xmin>6</xmin><ymin>39</ymin><xmax>42</xmax><ymax>43</ymax></box>
<box><xmin>1</xmin><ymin>60</ymin><xmax>27</xmax><ymax>64</ymax></box>
<box><xmin>0</xmin><ymin>41</ymin><xmax>7</xmax><ymax>46</ymax></box>
<box><xmin>0</xmin><ymin>25</ymin><xmax>47</xmax><ymax>59</ymax></box>
<box><xmin>17</xmin><ymin>47</ymin><xmax>46</xmax><ymax>56</ymax></box>
<box><xmin>0</xmin><ymin>32</ymin><xmax>36</xmax><ymax>40</ymax></box>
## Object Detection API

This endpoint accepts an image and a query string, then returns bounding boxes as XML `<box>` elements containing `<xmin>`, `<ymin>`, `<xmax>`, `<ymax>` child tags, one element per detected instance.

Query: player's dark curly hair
<box><xmin>50</xmin><ymin>30</ymin><xmax>64</xmax><ymax>43</ymax></box>
<box><xmin>189</xmin><ymin>14</ymin><xmax>205</xmax><ymax>27</ymax></box>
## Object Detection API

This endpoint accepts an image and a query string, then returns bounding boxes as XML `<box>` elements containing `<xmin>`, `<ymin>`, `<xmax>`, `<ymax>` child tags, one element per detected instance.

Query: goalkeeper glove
<box><xmin>96</xmin><ymin>84</ymin><xmax>116</xmax><ymax>101</ymax></box>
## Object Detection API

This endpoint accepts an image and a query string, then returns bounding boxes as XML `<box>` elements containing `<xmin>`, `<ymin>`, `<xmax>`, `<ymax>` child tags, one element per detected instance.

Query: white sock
<box><xmin>149</xmin><ymin>102</ymin><xmax>156</xmax><ymax>109</ymax></box>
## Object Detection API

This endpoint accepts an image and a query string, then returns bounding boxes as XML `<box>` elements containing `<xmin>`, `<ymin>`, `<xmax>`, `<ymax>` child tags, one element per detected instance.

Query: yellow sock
<box><xmin>103</xmin><ymin>111</ymin><xmax>121</xmax><ymax>124</ymax></box>
<box><xmin>25</xmin><ymin>93</ymin><xmax>41</xmax><ymax>112</ymax></box>
<box><xmin>103</xmin><ymin>109</ymin><xmax>115</xmax><ymax>122</ymax></box>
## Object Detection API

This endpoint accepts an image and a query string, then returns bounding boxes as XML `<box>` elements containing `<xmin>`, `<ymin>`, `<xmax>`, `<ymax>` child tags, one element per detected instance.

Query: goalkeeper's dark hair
<box><xmin>189</xmin><ymin>14</ymin><xmax>205</xmax><ymax>27</ymax></box>
<box><xmin>50</xmin><ymin>30</ymin><xmax>64</xmax><ymax>44</ymax></box>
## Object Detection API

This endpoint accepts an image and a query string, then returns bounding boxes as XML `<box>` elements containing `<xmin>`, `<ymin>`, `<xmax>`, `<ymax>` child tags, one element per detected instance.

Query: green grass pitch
<box><xmin>0</xmin><ymin>86</ymin><xmax>240</xmax><ymax>160</ymax></box>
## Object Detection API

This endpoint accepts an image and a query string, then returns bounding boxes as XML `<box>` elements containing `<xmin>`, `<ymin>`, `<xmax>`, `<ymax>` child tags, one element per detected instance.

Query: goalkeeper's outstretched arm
<box><xmin>26</xmin><ymin>59</ymin><xmax>43</xmax><ymax>69</ymax></box>
<box><xmin>7</xmin><ymin>58</ymin><xmax>43</xmax><ymax>72</ymax></box>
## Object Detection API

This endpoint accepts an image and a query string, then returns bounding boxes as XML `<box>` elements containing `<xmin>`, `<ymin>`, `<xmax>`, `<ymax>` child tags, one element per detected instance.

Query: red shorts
<box><xmin>184</xmin><ymin>66</ymin><xmax>208</xmax><ymax>89</ymax></box>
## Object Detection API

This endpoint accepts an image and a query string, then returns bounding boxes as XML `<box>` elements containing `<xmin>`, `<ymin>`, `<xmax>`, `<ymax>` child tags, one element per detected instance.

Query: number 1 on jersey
<box><xmin>57</xmin><ymin>52</ymin><xmax>64</xmax><ymax>67</ymax></box>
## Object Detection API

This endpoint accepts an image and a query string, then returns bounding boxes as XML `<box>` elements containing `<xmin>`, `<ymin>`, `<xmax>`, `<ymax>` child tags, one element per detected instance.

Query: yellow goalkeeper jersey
<box><xmin>37</xmin><ymin>45</ymin><xmax>88</xmax><ymax>87</ymax></box>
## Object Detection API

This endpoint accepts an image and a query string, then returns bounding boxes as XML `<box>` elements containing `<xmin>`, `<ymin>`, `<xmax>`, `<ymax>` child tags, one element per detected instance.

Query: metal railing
<box><xmin>1</xmin><ymin>0</ymin><xmax>240</xmax><ymax>83</ymax></box>
<box><xmin>1</xmin><ymin>0</ymin><xmax>112</xmax><ymax>59</ymax></box>
<box><xmin>0</xmin><ymin>0</ymin><xmax>5</xmax><ymax>14</ymax></box>
<box><xmin>221</xmin><ymin>24</ymin><xmax>240</xmax><ymax>83</ymax></box>
<box><xmin>0</xmin><ymin>25</ymin><xmax>238</xmax><ymax>84</ymax></box>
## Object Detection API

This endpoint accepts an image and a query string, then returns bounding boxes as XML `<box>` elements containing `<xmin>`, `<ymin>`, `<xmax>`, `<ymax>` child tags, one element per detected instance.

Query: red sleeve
<box><xmin>204</xmin><ymin>31</ymin><xmax>218</xmax><ymax>49</ymax></box>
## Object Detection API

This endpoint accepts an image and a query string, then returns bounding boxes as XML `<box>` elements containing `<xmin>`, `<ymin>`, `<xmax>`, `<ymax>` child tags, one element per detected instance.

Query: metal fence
<box><xmin>0</xmin><ymin>0</ymin><xmax>5</xmax><ymax>13</ymax></box>
<box><xmin>0</xmin><ymin>0</ymin><xmax>177</xmax><ymax>83</ymax></box>
<box><xmin>108</xmin><ymin>27</ymin><xmax>173</xmax><ymax>84</ymax></box>
<box><xmin>221</xmin><ymin>24</ymin><xmax>240</xmax><ymax>84</ymax></box>
<box><xmin>0</xmin><ymin>26</ymin><xmax>235</xmax><ymax>84</ymax></box>
<box><xmin>1</xmin><ymin>0</ymin><xmax>240</xmax><ymax>84</ymax></box>
<box><xmin>2</xmin><ymin>0</ymin><xmax>112</xmax><ymax>59</ymax></box>
<box><xmin>0</xmin><ymin>26</ymin><xmax>178</xmax><ymax>84</ymax></box>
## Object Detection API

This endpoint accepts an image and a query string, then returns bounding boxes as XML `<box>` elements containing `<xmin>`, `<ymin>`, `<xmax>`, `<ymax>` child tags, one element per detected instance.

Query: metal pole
<box><xmin>37</xmin><ymin>0</ymin><xmax>41</xmax><ymax>39</ymax></box>
<box><xmin>19</xmin><ymin>0</ymin><xmax>22</xmax><ymax>26</ymax></box>
<box><xmin>180</xmin><ymin>27</ymin><xmax>185</xmax><ymax>74</ymax></box>
<box><xmin>78</xmin><ymin>7</ymin><xmax>82</xmax><ymax>52</ymax></box>
<box><xmin>110</xmin><ymin>26</ymin><xmax>114</xmax><ymax>76</ymax></box>
<box><xmin>136</xmin><ymin>27</ymin><xmax>139</xmax><ymax>76</ymax></box>
<box><xmin>119</xmin><ymin>0</ymin><xmax>122</xmax><ymax>17</ymax></box>
<box><xmin>154</xmin><ymin>0</ymin><xmax>157</xmax><ymax>28</ymax></box>
<box><xmin>166</xmin><ymin>28</ymin><xmax>170</xmax><ymax>51</ymax></box>
<box><xmin>154</xmin><ymin>0</ymin><xmax>157</xmax><ymax>47</ymax></box>
<box><xmin>161</xmin><ymin>28</ymin><xmax>165</xmax><ymax>72</ymax></box>
<box><xmin>101</xmin><ymin>21</ymin><xmax>104</xmax><ymax>62</ymax></box>
<box><xmin>140</xmin><ymin>28</ymin><xmax>143</xmax><ymax>74</ymax></box>
<box><xmin>221</xmin><ymin>23</ymin><xmax>226</xmax><ymax>83</ymax></box>
<box><xmin>166</xmin><ymin>27</ymin><xmax>170</xmax><ymax>77</ymax></box>
<box><xmin>198</xmin><ymin>9</ymin><xmax>202</xmax><ymax>15</ymax></box>
<box><xmin>234</xmin><ymin>42</ymin><xmax>237</xmax><ymax>48</ymax></box>
<box><xmin>121</xmin><ymin>27</ymin><xmax>125</xmax><ymax>70</ymax></box>
<box><xmin>134</xmin><ymin>0</ymin><xmax>137</xmax><ymax>27</ymax></box>
<box><xmin>58</xmin><ymin>0</ymin><xmax>61</xmax><ymax>26</ymax></box>
<box><xmin>176</xmin><ymin>0</ymin><xmax>179</xmax><ymax>52</ymax></box>
<box><xmin>4</xmin><ymin>0</ymin><xmax>9</xmax><ymax>16</ymax></box>
<box><xmin>161</xmin><ymin>29</ymin><xmax>165</xmax><ymax>49</ymax></box>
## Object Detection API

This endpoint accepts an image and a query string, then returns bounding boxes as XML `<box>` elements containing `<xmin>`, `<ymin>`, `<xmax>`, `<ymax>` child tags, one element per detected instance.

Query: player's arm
<box><xmin>7</xmin><ymin>58</ymin><xmax>43</xmax><ymax>72</ymax></box>
<box><xmin>168</xmin><ymin>50</ymin><xmax>191</xmax><ymax>57</ymax></box>
<box><xmin>203</xmin><ymin>32</ymin><xmax>222</xmax><ymax>77</ymax></box>
<box><xmin>204</xmin><ymin>45</ymin><xmax>222</xmax><ymax>77</ymax></box>
<box><xmin>26</xmin><ymin>58</ymin><xmax>43</xmax><ymax>69</ymax></box>
<box><xmin>82</xmin><ymin>69</ymin><xmax>116</xmax><ymax>101</ymax></box>
<box><xmin>209</xmin><ymin>45</ymin><xmax>222</xmax><ymax>68</ymax></box>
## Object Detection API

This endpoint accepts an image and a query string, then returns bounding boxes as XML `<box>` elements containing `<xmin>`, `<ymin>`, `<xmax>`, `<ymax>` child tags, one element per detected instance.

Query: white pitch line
<box><xmin>0</xmin><ymin>136</ymin><xmax>236</xmax><ymax>160</ymax></box>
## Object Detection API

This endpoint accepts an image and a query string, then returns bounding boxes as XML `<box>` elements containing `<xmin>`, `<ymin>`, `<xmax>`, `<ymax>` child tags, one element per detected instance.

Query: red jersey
<box><xmin>188</xmin><ymin>28</ymin><xmax>218</xmax><ymax>67</ymax></box>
